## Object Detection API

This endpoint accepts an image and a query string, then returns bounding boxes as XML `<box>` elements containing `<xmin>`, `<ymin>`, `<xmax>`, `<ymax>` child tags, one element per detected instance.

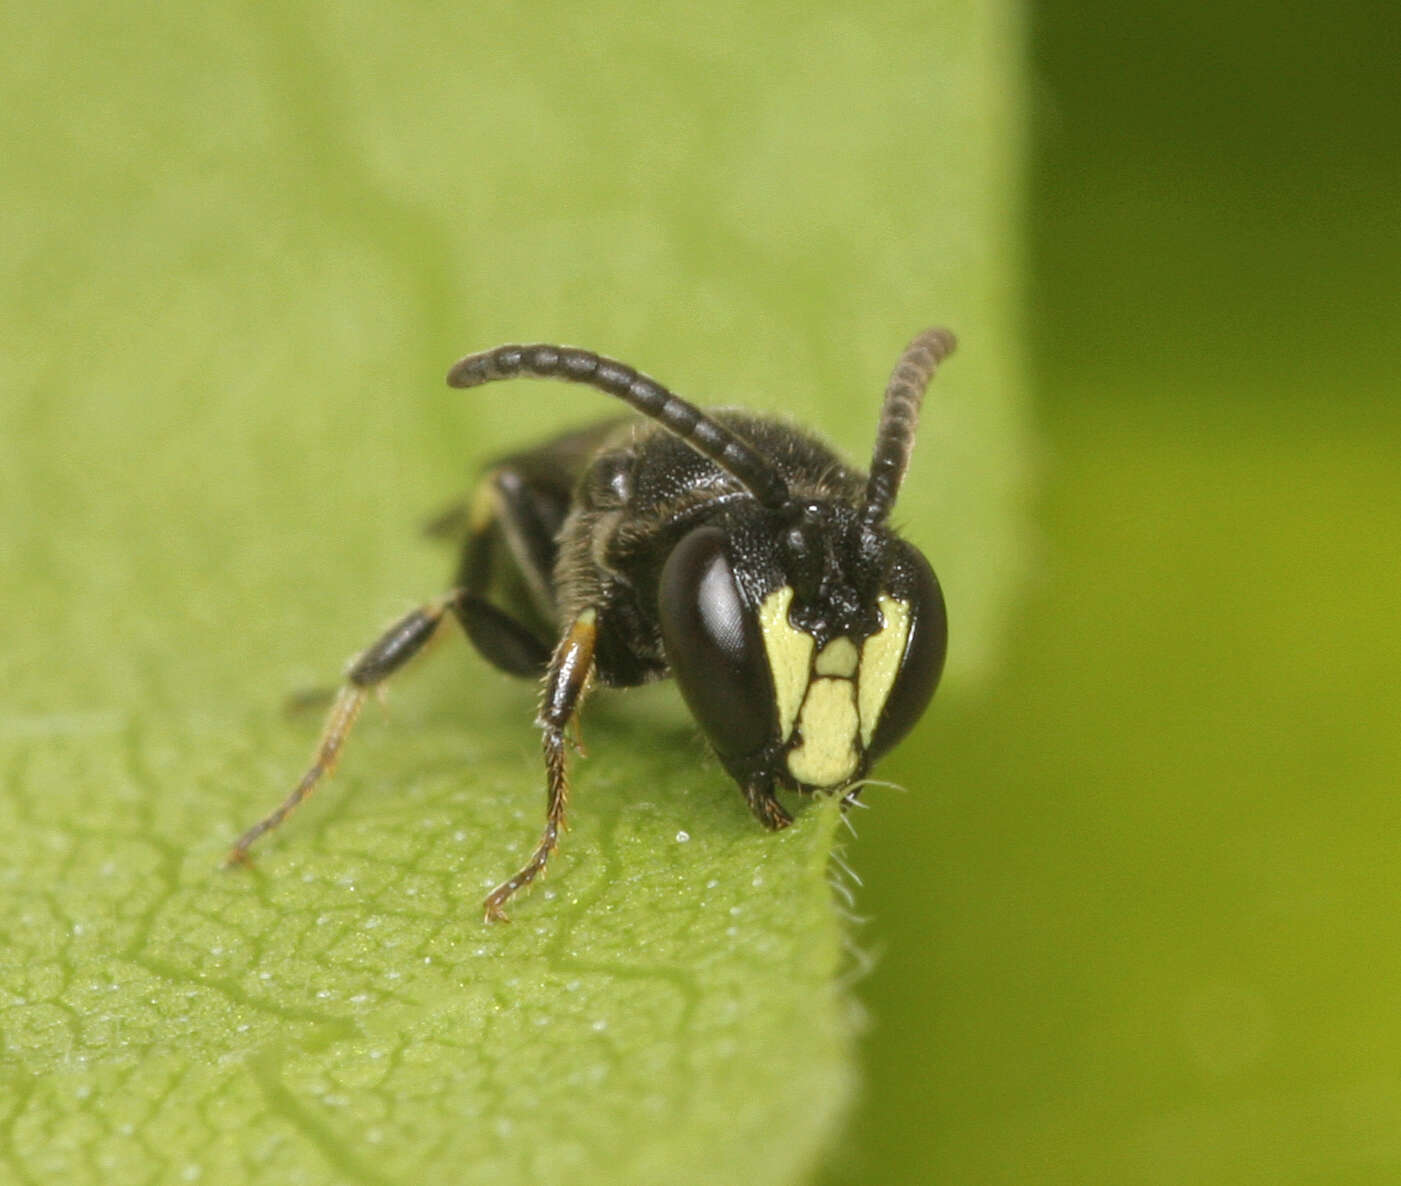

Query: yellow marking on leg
<box><xmin>468</xmin><ymin>469</ymin><xmax>500</xmax><ymax>532</ymax></box>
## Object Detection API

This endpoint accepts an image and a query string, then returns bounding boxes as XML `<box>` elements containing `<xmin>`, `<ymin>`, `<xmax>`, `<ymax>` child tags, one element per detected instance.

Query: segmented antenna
<box><xmin>862</xmin><ymin>327</ymin><xmax>957</xmax><ymax>525</ymax></box>
<box><xmin>447</xmin><ymin>344</ymin><xmax>790</xmax><ymax>508</ymax></box>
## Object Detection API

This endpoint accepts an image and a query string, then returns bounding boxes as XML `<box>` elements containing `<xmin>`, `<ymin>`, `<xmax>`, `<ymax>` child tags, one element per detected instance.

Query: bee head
<box><xmin>655</xmin><ymin>328</ymin><xmax>955</xmax><ymax>793</ymax></box>
<box><xmin>656</xmin><ymin>500</ymin><xmax>945</xmax><ymax>792</ymax></box>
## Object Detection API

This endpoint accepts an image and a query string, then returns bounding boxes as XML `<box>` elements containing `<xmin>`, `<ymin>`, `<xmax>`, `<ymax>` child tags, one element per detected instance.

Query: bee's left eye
<box><xmin>657</xmin><ymin>526</ymin><xmax>776</xmax><ymax>762</ymax></box>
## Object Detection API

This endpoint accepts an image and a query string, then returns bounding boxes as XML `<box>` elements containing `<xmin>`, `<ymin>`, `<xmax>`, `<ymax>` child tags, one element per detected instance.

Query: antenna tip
<box><xmin>446</xmin><ymin>349</ymin><xmax>504</xmax><ymax>388</ymax></box>
<box><xmin>445</xmin><ymin>355</ymin><xmax>480</xmax><ymax>388</ymax></box>
<box><xmin>915</xmin><ymin>327</ymin><xmax>958</xmax><ymax>362</ymax></box>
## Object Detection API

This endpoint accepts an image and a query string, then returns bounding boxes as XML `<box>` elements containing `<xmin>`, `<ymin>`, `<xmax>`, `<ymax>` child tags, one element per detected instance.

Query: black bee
<box><xmin>230</xmin><ymin>329</ymin><xmax>954</xmax><ymax>920</ymax></box>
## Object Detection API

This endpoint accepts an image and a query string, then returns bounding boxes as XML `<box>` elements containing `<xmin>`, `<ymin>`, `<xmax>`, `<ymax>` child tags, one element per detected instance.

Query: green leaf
<box><xmin>0</xmin><ymin>701</ymin><xmax>855</xmax><ymax>1184</ymax></box>
<box><xmin>1</xmin><ymin>2</ymin><xmax>1025</xmax><ymax>1183</ymax></box>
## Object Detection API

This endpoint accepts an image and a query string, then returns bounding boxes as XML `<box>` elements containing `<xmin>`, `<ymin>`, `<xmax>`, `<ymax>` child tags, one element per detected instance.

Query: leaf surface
<box><xmin>0</xmin><ymin>2</ymin><xmax>1024</xmax><ymax>1183</ymax></box>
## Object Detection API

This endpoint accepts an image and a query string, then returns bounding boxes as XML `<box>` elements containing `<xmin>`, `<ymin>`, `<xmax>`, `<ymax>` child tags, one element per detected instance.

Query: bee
<box><xmin>229</xmin><ymin>329</ymin><xmax>955</xmax><ymax>920</ymax></box>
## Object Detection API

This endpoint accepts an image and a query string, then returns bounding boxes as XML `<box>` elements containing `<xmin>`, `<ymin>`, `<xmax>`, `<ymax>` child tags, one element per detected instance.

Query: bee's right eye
<box><xmin>658</xmin><ymin>527</ymin><xmax>776</xmax><ymax>762</ymax></box>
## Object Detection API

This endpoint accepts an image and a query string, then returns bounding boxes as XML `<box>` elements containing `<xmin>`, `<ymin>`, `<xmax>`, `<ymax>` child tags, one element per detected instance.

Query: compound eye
<box><xmin>658</xmin><ymin>527</ymin><xmax>775</xmax><ymax>761</ymax></box>
<box><xmin>865</xmin><ymin>546</ymin><xmax>947</xmax><ymax>762</ymax></box>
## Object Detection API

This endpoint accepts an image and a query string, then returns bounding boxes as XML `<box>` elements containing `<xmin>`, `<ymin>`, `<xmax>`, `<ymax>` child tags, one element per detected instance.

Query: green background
<box><xmin>5</xmin><ymin>0</ymin><xmax>1400</xmax><ymax>1183</ymax></box>
<box><xmin>831</xmin><ymin>1</ymin><xmax>1401</xmax><ymax>1182</ymax></box>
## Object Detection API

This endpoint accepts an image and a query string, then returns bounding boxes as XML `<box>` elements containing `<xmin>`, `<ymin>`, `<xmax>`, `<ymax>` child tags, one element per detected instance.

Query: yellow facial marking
<box><xmin>759</xmin><ymin>586</ymin><xmax>913</xmax><ymax>784</ymax></box>
<box><xmin>814</xmin><ymin>637</ymin><xmax>858</xmax><ymax>677</ymax></box>
<box><xmin>858</xmin><ymin>594</ymin><xmax>912</xmax><ymax>746</ymax></box>
<box><xmin>757</xmin><ymin>586</ymin><xmax>812</xmax><ymax>741</ymax></box>
<box><xmin>786</xmin><ymin>678</ymin><xmax>861</xmax><ymax>787</ymax></box>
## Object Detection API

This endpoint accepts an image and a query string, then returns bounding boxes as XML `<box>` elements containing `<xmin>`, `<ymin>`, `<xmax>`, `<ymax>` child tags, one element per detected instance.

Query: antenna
<box><xmin>862</xmin><ymin>327</ymin><xmax>957</xmax><ymax>524</ymax></box>
<box><xmin>447</xmin><ymin>344</ymin><xmax>790</xmax><ymax>508</ymax></box>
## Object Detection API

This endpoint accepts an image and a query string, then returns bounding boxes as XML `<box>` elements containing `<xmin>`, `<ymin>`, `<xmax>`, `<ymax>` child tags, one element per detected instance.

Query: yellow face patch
<box><xmin>757</xmin><ymin>586</ymin><xmax>812</xmax><ymax>741</ymax></box>
<box><xmin>755</xmin><ymin>586</ymin><xmax>914</xmax><ymax>787</ymax></box>
<box><xmin>858</xmin><ymin>594</ymin><xmax>911</xmax><ymax>746</ymax></box>
<box><xmin>814</xmin><ymin>637</ymin><xmax>858</xmax><ymax>677</ymax></box>
<box><xmin>786</xmin><ymin>678</ymin><xmax>861</xmax><ymax>786</ymax></box>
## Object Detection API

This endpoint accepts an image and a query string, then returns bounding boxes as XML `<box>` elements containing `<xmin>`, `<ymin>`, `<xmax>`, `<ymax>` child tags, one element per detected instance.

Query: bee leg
<box><xmin>483</xmin><ymin>609</ymin><xmax>598</xmax><ymax>922</ymax></box>
<box><xmin>454</xmin><ymin>595</ymin><xmax>553</xmax><ymax>676</ymax></box>
<box><xmin>226</xmin><ymin>592</ymin><xmax>465</xmax><ymax>865</ymax></box>
<box><xmin>482</xmin><ymin>467</ymin><xmax>563</xmax><ymax>619</ymax></box>
<box><xmin>743</xmin><ymin>780</ymin><xmax>794</xmax><ymax>830</ymax></box>
<box><xmin>452</xmin><ymin>466</ymin><xmax>564</xmax><ymax>676</ymax></box>
<box><xmin>420</xmin><ymin>499</ymin><xmax>471</xmax><ymax>540</ymax></box>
